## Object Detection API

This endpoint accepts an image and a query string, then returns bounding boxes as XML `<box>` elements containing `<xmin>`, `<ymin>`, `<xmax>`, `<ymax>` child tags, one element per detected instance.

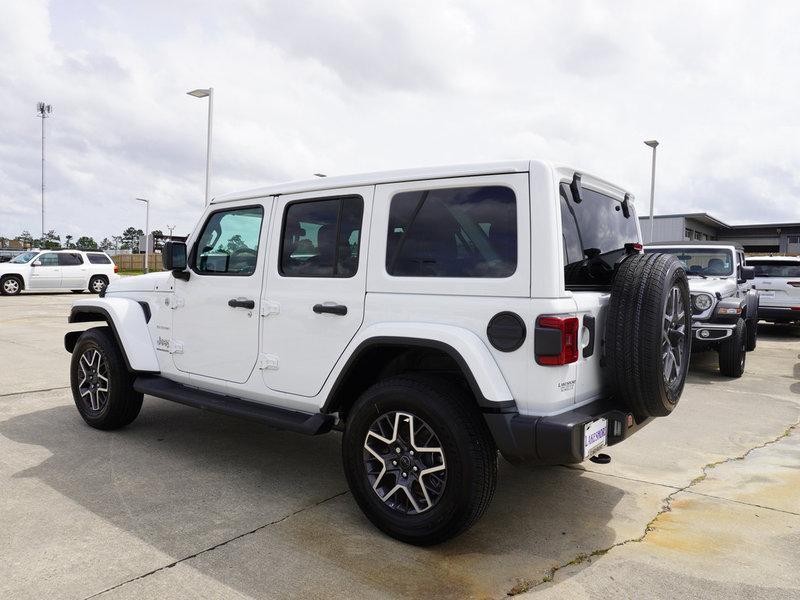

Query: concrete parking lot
<box><xmin>1</xmin><ymin>292</ymin><xmax>799</xmax><ymax>599</ymax></box>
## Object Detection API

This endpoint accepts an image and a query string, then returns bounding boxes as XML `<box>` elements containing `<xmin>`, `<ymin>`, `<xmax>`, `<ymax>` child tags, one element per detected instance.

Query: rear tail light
<box><xmin>535</xmin><ymin>316</ymin><xmax>580</xmax><ymax>365</ymax></box>
<box><xmin>792</xmin><ymin>307</ymin><xmax>800</xmax><ymax>312</ymax></box>
<box><xmin>114</xmin><ymin>264</ymin><xmax>119</xmax><ymax>273</ymax></box>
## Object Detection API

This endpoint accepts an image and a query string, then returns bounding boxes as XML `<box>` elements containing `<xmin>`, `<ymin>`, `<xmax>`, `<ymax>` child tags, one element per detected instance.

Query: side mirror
<box><xmin>163</xmin><ymin>241</ymin><xmax>189</xmax><ymax>280</ymax></box>
<box><xmin>741</xmin><ymin>265</ymin><xmax>755</xmax><ymax>281</ymax></box>
<box><xmin>32</xmin><ymin>260</ymin><xmax>42</xmax><ymax>267</ymax></box>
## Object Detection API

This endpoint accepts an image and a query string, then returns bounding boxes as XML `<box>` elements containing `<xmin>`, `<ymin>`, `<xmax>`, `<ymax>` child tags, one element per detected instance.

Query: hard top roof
<box><xmin>646</xmin><ymin>240</ymin><xmax>744</xmax><ymax>251</ymax></box>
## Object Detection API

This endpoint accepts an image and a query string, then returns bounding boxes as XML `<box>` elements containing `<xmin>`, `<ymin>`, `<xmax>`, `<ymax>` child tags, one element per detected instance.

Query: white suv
<box><xmin>0</xmin><ymin>249</ymin><xmax>119</xmax><ymax>296</ymax></box>
<box><xmin>748</xmin><ymin>256</ymin><xmax>800</xmax><ymax>325</ymax></box>
<box><xmin>64</xmin><ymin>160</ymin><xmax>690</xmax><ymax>544</ymax></box>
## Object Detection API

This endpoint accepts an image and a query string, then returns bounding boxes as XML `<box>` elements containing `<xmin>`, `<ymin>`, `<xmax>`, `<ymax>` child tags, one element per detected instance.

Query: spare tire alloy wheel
<box><xmin>363</xmin><ymin>411</ymin><xmax>446</xmax><ymax>514</ymax></box>
<box><xmin>605</xmin><ymin>252</ymin><xmax>691</xmax><ymax>419</ymax></box>
<box><xmin>77</xmin><ymin>348</ymin><xmax>110</xmax><ymax>412</ymax></box>
<box><xmin>662</xmin><ymin>286</ymin><xmax>687</xmax><ymax>386</ymax></box>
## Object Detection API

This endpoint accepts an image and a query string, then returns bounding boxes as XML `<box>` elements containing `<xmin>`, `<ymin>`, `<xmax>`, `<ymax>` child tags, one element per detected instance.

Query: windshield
<box><xmin>646</xmin><ymin>247</ymin><xmax>734</xmax><ymax>276</ymax></box>
<box><xmin>10</xmin><ymin>252</ymin><xmax>38</xmax><ymax>264</ymax></box>
<box><xmin>748</xmin><ymin>260</ymin><xmax>800</xmax><ymax>278</ymax></box>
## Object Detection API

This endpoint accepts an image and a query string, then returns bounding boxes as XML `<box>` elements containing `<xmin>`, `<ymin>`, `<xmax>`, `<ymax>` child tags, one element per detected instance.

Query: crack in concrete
<box><xmin>0</xmin><ymin>385</ymin><xmax>70</xmax><ymax>398</ymax></box>
<box><xmin>81</xmin><ymin>490</ymin><xmax>349</xmax><ymax>599</ymax></box>
<box><xmin>506</xmin><ymin>419</ymin><xmax>800</xmax><ymax>596</ymax></box>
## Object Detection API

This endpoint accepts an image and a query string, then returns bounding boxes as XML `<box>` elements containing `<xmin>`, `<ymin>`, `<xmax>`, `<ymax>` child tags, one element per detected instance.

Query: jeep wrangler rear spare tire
<box><xmin>342</xmin><ymin>374</ymin><xmax>497</xmax><ymax>546</ymax></box>
<box><xmin>605</xmin><ymin>252</ymin><xmax>691</xmax><ymax>418</ymax></box>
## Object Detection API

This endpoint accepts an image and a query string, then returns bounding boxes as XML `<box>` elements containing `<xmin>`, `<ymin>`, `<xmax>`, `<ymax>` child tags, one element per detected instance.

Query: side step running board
<box><xmin>133</xmin><ymin>375</ymin><xmax>334</xmax><ymax>436</ymax></box>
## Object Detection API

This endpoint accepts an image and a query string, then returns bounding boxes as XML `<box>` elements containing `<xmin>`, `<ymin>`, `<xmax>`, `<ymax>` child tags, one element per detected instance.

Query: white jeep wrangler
<box><xmin>65</xmin><ymin>160</ymin><xmax>690</xmax><ymax>545</ymax></box>
<box><xmin>644</xmin><ymin>242</ymin><xmax>759</xmax><ymax>378</ymax></box>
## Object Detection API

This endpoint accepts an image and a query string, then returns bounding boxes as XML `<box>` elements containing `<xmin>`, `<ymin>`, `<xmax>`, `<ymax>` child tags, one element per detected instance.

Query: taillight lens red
<box><xmin>537</xmin><ymin>316</ymin><xmax>580</xmax><ymax>365</ymax></box>
<box><xmin>114</xmin><ymin>264</ymin><xmax>119</xmax><ymax>273</ymax></box>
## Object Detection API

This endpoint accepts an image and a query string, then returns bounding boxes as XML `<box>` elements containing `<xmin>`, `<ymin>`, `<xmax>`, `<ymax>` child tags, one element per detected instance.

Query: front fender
<box><xmin>327</xmin><ymin>322</ymin><xmax>514</xmax><ymax>406</ymax></box>
<box><xmin>67</xmin><ymin>298</ymin><xmax>159</xmax><ymax>373</ymax></box>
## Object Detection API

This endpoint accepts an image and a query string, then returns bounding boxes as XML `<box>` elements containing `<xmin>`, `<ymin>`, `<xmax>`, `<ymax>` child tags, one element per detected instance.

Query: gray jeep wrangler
<box><xmin>645</xmin><ymin>242</ymin><xmax>758</xmax><ymax>377</ymax></box>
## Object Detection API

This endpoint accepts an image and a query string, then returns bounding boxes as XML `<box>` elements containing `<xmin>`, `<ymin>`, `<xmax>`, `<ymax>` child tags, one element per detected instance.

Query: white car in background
<box><xmin>748</xmin><ymin>256</ymin><xmax>800</xmax><ymax>325</ymax></box>
<box><xmin>0</xmin><ymin>250</ymin><xmax>119</xmax><ymax>296</ymax></box>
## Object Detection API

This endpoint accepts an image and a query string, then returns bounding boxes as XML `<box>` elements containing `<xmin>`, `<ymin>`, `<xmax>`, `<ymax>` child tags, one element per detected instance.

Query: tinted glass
<box><xmin>38</xmin><ymin>253</ymin><xmax>59</xmax><ymax>266</ymax></box>
<box><xmin>58</xmin><ymin>253</ymin><xmax>83</xmax><ymax>266</ymax></box>
<box><xmin>386</xmin><ymin>186</ymin><xmax>516</xmax><ymax>278</ymax></box>
<box><xmin>87</xmin><ymin>253</ymin><xmax>111</xmax><ymax>264</ymax></box>
<box><xmin>560</xmin><ymin>184</ymin><xmax>639</xmax><ymax>288</ymax></box>
<box><xmin>748</xmin><ymin>260</ymin><xmax>800</xmax><ymax>278</ymax></box>
<box><xmin>644</xmin><ymin>247</ymin><xmax>734</xmax><ymax>276</ymax></box>
<box><xmin>281</xmin><ymin>196</ymin><xmax>364</xmax><ymax>277</ymax></box>
<box><xmin>195</xmin><ymin>206</ymin><xmax>264</xmax><ymax>275</ymax></box>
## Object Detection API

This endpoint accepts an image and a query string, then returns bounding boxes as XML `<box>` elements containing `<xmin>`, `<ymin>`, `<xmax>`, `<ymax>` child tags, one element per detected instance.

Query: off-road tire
<box><xmin>1</xmin><ymin>275</ymin><xmax>23</xmax><ymax>296</ymax></box>
<box><xmin>719</xmin><ymin>319</ymin><xmax>747</xmax><ymax>378</ymax></box>
<box><xmin>745</xmin><ymin>318</ymin><xmax>758</xmax><ymax>352</ymax></box>
<box><xmin>342</xmin><ymin>374</ymin><xmax>497</xmax><ymax>546</ymax></box>
<box><xmin>605</xmin><ymin>252</ymin><xmax>691</xmax><ymax>419</ymax></box>
<box><xmin>89</xmin><ymin>275</ymin><xmax>108</xmax><ymax>294</ymax></box>
<box><xmin>70</xmin><ymin>327</ymin><xmax>143</xmax><ymax>429</ymax></box>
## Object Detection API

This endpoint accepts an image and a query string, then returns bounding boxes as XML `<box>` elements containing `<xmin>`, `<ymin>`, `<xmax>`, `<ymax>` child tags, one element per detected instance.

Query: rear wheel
<box><xmin>89</xmin><ymin>275</ymin><xmax>108</xmax><ymax>294</ymax></box>
<box><xmin>719</xmin><ymin>319</ymin><xmax>747</xmax><ymax>378</ymax></box>
<box><xmin>342</xmin><ymin>375</ymin><xmax>497</xmax><ymax>546</ymax></box>
<box><xmin>1</xmin><ymin>276</ymin><xmax>22</xmax><ymax>296</ymax></box>
<box><xmin>70</xmin><ymin>327</ymin><xmax>143</xmax><ymax>429</ymax></box>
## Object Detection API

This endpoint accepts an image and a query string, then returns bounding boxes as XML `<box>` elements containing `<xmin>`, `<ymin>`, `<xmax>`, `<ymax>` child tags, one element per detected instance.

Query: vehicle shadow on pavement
<box><xmin>0</xmin><ymin>398</ymin><xmax>628</xmax><ymax>599</ymax></box>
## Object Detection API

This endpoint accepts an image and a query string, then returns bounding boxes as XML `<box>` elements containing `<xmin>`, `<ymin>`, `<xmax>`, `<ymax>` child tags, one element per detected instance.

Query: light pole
<box><xmin>644</xmin><ymin>140</ymin><xmax>659</xmax><ymax>242</ymax></box>
<box><xmin>136</xmin><ymin>198</ymin><xmax>150</xmax><ymax>273</ymax></box>
<box><xmin>187</xmin><ymin>87</ymin><xmax>214</xmax><ymax>205</ymax></box>
<box><xmin>36</xmin><ymin>102</ymin><xmax>52</xmax><ymax>241</ymax></box>
<box><xmin>167</xmin><ymin>224</ymin><xmax>175</xmax><ymax>240</ymax></box>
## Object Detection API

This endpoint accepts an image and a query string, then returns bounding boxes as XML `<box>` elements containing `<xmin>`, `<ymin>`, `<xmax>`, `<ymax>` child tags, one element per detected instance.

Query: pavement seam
<box><xmin>0</xmin><ymin>385</ymin><xmax>70</xmax><ymax>398</ymax></box>
<box><xmin>81</xmin><ymin>490</ymin><xmax>349</xmax><ymax>599</ymax></box>
<box><xmin>506</xmin><ymin>418</ymin><xmax>800</xmax><ymax>596</ymax></box>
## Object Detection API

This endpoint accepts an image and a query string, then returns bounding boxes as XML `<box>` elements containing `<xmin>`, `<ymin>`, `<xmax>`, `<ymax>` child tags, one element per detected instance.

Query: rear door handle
<box><xmin>313</xmin><ymin>303</ymin><xmax>347</xmax><ymax>316</ymax></box>
<box><xmin>228</xmin><ymin>298</ymin><xmax>255</xmax><ymax>309</ymax></box>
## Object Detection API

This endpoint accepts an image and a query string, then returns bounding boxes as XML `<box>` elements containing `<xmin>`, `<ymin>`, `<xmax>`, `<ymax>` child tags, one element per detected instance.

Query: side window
<box><xmin>87</xmin><ymin>253</ymin><xmax>111</xmax><ymax>264</ymax></box>
<box><xmin>58</xmin><ymin>253</ymin><xmax>83</xmax><ymax>266</ymax></box>
<box><xmin>38</xmin><ymin>253</ymin><xmax>59</xmax><ymax>266</ymax></box>
<box><xmin>194</xmin><ymin>206</ymin><xmax>264</xmax><ymax>275</ymax></box>
<box><xmin>386</xmin><ymin>186</ymin><xmax>516</xmax><ymax>278</ymax></box>
<box><xmin>280</xmin><ymin>196</ymin><xmax>364</xmax><ymax>278</ymax></box>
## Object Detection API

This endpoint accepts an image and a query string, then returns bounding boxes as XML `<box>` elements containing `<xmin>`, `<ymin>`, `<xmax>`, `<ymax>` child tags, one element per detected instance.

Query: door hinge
<box><xmin>260</xmin><ymin>301</ymin><xmax>280</xmax><ymax>317</ymax></box>
<box><xmin>169</xmin><ymin>341</ymin><xmax>184</xmax><ymax>354</ymax></box>
<box><xmin>258</xmin><ymin>353</ymin><xmax>279</xmax><ymax>370</ymax></box>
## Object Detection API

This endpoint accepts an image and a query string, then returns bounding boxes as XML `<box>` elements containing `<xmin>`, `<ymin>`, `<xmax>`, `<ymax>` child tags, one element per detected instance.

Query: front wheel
<box><xmin>342</xmin><ymin>375</ymin><xmax>497</xmax><ymax>546</ymax></box>
<box><xmin>1</xmin><ymin>276</ymin><xmax>22</xmax><ymax>296</ymax></box>
<box><xmin>719</xmin><ymin>319</ymin><xmax>747</xmax><ymax>378</ymax></box>
<box><xmin>745</xmin><ymin>318</ymin><xmax>758</xmax><ymax>351</ymax></box>
<box><xmin>70</xmin><ymin>327</ymin><xmax>143</xmax><ymax>429</ymax></box>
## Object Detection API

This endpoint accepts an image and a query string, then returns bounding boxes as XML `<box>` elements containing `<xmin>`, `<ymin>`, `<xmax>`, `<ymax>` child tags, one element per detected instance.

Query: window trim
<box><xmin>385</xmin><ymin>185</ymin><xmax>519</xmax><ymax>279</ymax></box>
<box><xmin>189</xmin><ymin>204</ymin><xmax>266</xmax><ymax>277</ymax></box>
<box><xmin>278</xmin><ymin>194</ymin><xmax>364</xmax><ymax>279</ymax></box>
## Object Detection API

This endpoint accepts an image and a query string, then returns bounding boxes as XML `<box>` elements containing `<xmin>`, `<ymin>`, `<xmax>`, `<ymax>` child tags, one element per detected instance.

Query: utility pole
<box><xmin>644</xmin><ymin>140</ymin><xmax>659</xmax><ymax>242</ymax></box>
<box><xmin>37</xmin><ymin>102</ymin><xmax>52</xmax><ymax>241</ymax></box>
<box><xmin>136</xmin><ymin>198</ymin><xmax>150</xmax><ymax>274</ymax></box>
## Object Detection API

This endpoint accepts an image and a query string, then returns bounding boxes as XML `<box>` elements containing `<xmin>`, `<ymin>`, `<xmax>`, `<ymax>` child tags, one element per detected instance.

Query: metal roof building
<box><xmin>639</xmin><ymin>213</ymin><xmax>800</xmax><ymax>254</ymax></box>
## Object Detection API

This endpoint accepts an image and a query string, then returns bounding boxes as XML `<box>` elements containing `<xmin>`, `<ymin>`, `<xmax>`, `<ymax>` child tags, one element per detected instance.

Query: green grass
<box><xmin>118</xmin><ymin>270</ymin><xmax>145</xmax><ymax>276</ymax></box>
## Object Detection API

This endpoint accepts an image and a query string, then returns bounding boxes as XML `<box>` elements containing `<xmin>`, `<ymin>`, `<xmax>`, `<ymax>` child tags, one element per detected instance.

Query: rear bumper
<box><xmin>484</xmin><ymin>398</ymin><xmax>651</xmax><ymax>465</ymax></box>
<box><xmin>759</xmin><ymin>306</ymin><xmax>800</xmax><ymax>322</ymax></box>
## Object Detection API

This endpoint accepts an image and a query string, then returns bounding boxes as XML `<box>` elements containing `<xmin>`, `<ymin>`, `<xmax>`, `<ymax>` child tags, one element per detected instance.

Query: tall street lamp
<box><xmin>36</xmin><ymin>102</ymin><xmax>52</xmax><ymax>241</ymax></box>
<box><xmin>644</xmin><ymin>140</ymin><xmax>659</xmax><ymax>242</ymax></box>
<box><xmin>136</xmin><ymin>198</ymin><xmax>150</xmax><ymax>274</ymax></box>
<box><xmin>187</xmin><ymin>87</ymin><xmax>214</xmax><ymax>205</ymax></box>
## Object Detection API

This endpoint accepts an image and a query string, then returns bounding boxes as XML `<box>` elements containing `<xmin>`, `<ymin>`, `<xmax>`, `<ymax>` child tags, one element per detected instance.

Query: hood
<box><xmin>0</xmin><ymin>262</ymin><xmax>23</xmax><ymax>274</ymax></box>
<box><xmin>106</xmin><ymin>271</ymin><xmax>172</xmax><ymax>294</ymax></box>
<box><xmin>686</xmin><ymin>276</ymin><xmax>737</xmax><ymax>298</ymax></box>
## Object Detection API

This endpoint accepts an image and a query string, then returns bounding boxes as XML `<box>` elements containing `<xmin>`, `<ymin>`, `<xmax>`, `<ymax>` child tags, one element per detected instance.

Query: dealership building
<box><xmin>640</xmin><ymin>213</ymin><xmax>800</xmax><ymax>254</ymax></box>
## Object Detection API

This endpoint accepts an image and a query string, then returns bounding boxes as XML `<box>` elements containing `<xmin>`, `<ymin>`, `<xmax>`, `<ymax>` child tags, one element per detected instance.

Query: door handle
<box><xmin>228</xmin><ymin>298</ymin><xmax>255</xmax><ymax>309</ymax></box>
<box><xmin>313</xmin><ymin>303</ymin><xmax>347</xmax><ymax>316</ymax></box>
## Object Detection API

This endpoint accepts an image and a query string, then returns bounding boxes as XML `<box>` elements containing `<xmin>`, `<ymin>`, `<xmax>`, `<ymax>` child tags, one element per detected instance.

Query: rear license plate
<box><xmin>583</xmin><ymin>418</ymin><xmax>608</xmax><ymax>458</ymax></box>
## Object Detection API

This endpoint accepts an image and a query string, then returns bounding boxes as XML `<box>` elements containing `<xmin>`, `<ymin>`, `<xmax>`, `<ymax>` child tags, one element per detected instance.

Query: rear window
<box><xmin>87</xmin><ymin>253</ymin><xmax>112</xmax><ymax>264</ymax></box>
<box><xmin>386</xmin><ymin>186</ymin><xmax>517</xmax><ymax>278</ymax></box>
<box><xmin>560</xmin><ymin>183</ymin><xmax>639</xmax><ymax>288</ymax></box>
<box><xmin>748</xmin><ymin>260</ymin><xmax>800</xmax><ymax>278</ymax></box>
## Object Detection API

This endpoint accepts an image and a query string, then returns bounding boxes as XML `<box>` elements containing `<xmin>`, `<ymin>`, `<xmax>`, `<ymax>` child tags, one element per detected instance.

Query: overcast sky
<box><xmin>1</xmin><ymin>0</ymin><xmax>799</xmax><ymax>242</ymax></box>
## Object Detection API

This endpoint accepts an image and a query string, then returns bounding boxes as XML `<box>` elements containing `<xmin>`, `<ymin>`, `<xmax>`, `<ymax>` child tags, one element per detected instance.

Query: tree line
<box><xmin>1</xmin><ymin>227</ymin><xmax>165</xmax><ymax>252</ymax></box>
